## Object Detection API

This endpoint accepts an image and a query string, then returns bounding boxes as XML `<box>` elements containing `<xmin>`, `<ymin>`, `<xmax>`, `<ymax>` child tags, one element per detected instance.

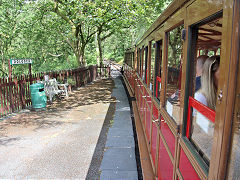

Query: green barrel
<box><xmin>30</xmin><ymin>83</ymin><xmax>47</xmax><ymax>109</ymax></box>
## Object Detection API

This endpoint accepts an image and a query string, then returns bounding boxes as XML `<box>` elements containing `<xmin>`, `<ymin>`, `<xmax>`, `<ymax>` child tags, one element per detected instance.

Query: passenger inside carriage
<box><xmin>195</xmin><ymin>55</ymin><xmax>208</xmax><ymax>92</ymax></box>
<box><xmin>194</xmin><ymin>55</ymin><xmax>220</xmax><ymax>110</ymax></box>
<box><xmin>191</xmin><ymin>55</ymin><xmax>220</xmax><ymax>161</ymax></box>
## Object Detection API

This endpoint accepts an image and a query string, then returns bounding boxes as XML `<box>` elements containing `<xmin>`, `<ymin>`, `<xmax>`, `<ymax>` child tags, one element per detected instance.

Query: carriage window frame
<box><xmin>182</xmin><ymin>11</ymin><xmax>223</xmax><ymax>170</ymax></box>
<box><xmin>141</xmin><ymin>47</ymin><xmax>145</xmax><ymax>78</ymax></box>
<box><xmin>149</xmin><ymin>42</ymin><xmax>156</xmax><ymax>92</ymax></box>
<box><xmin>163</xmin><ymin>24</ymin><xmax>184</xmax><ymax>125</ymax></box>
<box><xmin>144</xmin><ymin>46</ymin><xmax>148</xmax><ymax>84</ymax></box>
<box><xmin>137</xmin><ymin>49</ymin><xmax>140</xmax><ymax>75</ymax></box>
<box><xmin>154</xmin><ymin>40</ymin><xmax>163</xmax><ymax>101</ymax></box>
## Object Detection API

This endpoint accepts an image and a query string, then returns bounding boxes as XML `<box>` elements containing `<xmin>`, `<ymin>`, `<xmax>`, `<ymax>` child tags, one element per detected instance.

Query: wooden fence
<box><xmin>0</xmin><ymin>65</ymin><xmax>110</xmax><ymax>117</ymax></box>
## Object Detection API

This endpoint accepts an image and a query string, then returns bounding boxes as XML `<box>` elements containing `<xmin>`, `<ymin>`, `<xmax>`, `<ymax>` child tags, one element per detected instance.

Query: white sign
<box><xmin>10</xmin><ymin>59</ymin><xmax>32</xmax><ymax>65</ymax></box>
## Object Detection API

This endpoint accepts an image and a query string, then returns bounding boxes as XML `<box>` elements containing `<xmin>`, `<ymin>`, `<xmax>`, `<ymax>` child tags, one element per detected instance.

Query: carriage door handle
<box><xmin>218</xmin><ymin>90</ymin><xmax>223</xmax><ymax>102</ymax></box>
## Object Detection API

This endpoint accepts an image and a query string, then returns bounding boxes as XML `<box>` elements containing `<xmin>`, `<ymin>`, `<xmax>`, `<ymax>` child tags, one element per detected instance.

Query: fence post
<box><xmin>108</xmin><ymin>65</ymin><xmax>111</xmax><ymax>78</ymax></box>
<box><xmin>100</xmin><ymin>64</ymin><xmax>102</xmax><ymax>77</ymax></box>
<box><xmin>8</xmin><ymin>76</ymin><xmax>14</xmax><ymax>113</ymax></box>
<box><xmin>14</xmin><ymin>77</ymin><xmax>19</xmax><ymax>111</ymax></box>
<box><xmin>67</xmin><ymin>70</ymin><xmax>72</xmax><ymax>92</ymax></box>
<box><xmin>0</xmin><ymin>78</ymin><xmax>3</xmax><ymax>116</ymax></box>
<box><xmin>20</xmin><ymin>75</ymin><xmax>26</xmax><ymax>109</ymax></box>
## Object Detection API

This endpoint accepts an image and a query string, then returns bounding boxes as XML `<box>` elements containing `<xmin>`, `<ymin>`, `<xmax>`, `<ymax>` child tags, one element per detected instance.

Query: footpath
<box><xmin>99</xmin><ymin>68</ymin><xmax>138</xmax><ymax>180</ymax></box>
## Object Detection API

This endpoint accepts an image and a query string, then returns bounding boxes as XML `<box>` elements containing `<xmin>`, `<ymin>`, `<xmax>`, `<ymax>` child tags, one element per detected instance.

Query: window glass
<box><xmin>150</xmin><ymin>42</ymin><xmax>155</xmax><ymax>91</ymax></box>
<box><xmin>154</xmin><ymin>41</ymin><xmax>163</xmax><ymax>100</ymax></box>
<box><xmin>142</xmin><ymin>47</ymin><xmax>146</xmax><ymax>81</ymax></box>
<box><xmin>165</xmin><ymin>25</ymin><xmax>183</xmax><ymax>124</ymax></box>
<box><xmin>188</xmin><ymin>16</ymin><xmax>222</xmax><ymax>164</ymax></box>
<box><xmin>138</xmin><ymin>48</ymin><xmax>142</xmax><ymax>75</ymax></box>
<box><xmin>137</xmin><ymin>49</ymin><xmax>140</xmax><ymax>74</ymax></box>
<box><xmin>191</xmin><ymin>109</ymin><xmax>214</xmax><ymax>160</ymax></box>
<box><xmin>143</xmin><ymin>47</ymin><xmax>148</xmax><ymax>83</ymax></box>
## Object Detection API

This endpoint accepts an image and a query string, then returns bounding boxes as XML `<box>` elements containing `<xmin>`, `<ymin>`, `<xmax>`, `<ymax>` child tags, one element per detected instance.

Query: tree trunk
<box><xmin>95</xmin><ymin>33</ymin><xmax>100</xmax><ymax>65</ymax></box>
<box><xmin>74</xmin><ymin>44</ymin><xmax>86</xmax><ymax>67</ymax></box>
<box><xmin>75</xmin><ymin>52</ymin><xmax>86</xmax><ymax>67</ymax></box>
<box><xmin>97</xmin><ymin>33</ymin><xmax>103</xmax><ymax>66</ymax></box>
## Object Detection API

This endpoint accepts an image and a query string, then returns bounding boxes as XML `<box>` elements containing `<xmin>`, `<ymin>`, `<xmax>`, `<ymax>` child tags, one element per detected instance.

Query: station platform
<box><xmin>0</xmin><ymin>66</ymin><xmax>139</xmax><ymax>179</ymax></box>
<box><xmin>99</xmin><ymin>68</ymin><xmax>139</xmax><ymax>180</ymax></box>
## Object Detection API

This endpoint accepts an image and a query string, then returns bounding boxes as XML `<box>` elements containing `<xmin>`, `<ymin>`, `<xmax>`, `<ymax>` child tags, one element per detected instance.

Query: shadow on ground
<box><xmin>86</xmin><ymin>100</ymin><xmax>116</xmax><ymax>180</ymax></box>
<box><xmin>0</xmin><ymin>78</ymin><xmax>115</xmax><ymax>146</ymax></box>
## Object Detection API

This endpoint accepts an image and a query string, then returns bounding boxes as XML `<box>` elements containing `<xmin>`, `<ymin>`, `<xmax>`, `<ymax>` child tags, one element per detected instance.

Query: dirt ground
<box><xmin>0</xmin><ymin>78</ymin><xmax>115</xmax><ymax>140</ymax></box>
<box><xmin>0</xmin><ymin>77</ymin><xmax>116</xmax><ymax>179</ymax></box>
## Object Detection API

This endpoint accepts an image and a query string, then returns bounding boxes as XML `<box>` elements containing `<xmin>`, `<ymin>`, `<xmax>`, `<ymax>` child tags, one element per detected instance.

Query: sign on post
<box><xmin>10</xmin><ymin>59</ymin><xmax>32</xmax><ymax>65</ymax></box>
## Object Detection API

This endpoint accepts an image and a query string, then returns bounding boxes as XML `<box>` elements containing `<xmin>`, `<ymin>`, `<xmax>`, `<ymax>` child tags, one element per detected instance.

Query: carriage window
<box><xmin>154</xmin><ymin>40</ymin><xmax>163</xmax><ymax>100</ymax></box>
<box><xmin>187</xmin><ymin>16</ymin><xmax>222</xmax><ymax>163</ymax></box>
<box><xmin>150</xmin><ymin>42</ymin><xmax>156</xmax><ymax>90</ymax></box>
<box><xmin>142</xmin><ymin>47</ymin><xmax>145</xmax><ymax>81</ymax></box>
<box><xmin>137</xmin><ymin>49</ymin><xmax>140</xmax><ymax>75</ymax></box>
<box><xmin>140</xmin><ymin>48</ymin><xmax>144</xmax><ymax>78</ymax></box>
<box><xmin>143</xmin><ymin>47</ymin><xmax>148</xmax><ymax>83</ymax></box>
<box><xmin>165</xmin><ymin>25</ymin><xmax>183</xmax><ymax>124</ymax></box>
<box><xmin>138</xmin><ymin>48</ymin><xmax>143</xmax><ymax>76</ymax></box>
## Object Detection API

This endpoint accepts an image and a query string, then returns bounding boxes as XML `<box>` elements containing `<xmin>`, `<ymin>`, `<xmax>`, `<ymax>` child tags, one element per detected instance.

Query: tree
<box><xmin>34</xmin><ymin>0</ymin><xmax>101</xmax><ymax>66</ymax></box>
<box><xmin>103</xmin><ymin>0</ymin><xmax>172</xmax><ymax>63</ymax></box>
<box><xmin>0</xmin><ymin>0</ymin><xmax>172</xmax><ymax>76</ymax></box>
<box><xmin>95</xmin><ymin>0</ymin><xmax>136</xmax><ymax>65</ymax></box>
<box><xmin>0</xmin><ymin>0</ymin><xmax>25</xmax><ymax>76</ymax></box>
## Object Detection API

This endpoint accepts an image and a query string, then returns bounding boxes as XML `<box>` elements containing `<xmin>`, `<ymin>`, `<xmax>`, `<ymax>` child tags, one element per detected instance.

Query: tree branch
<box><xmin>48</xmin><ymin>53</ymin><xmax>63</xmax><ymax>57</ymax></box>
<box><xmin>101</xmin><ymin>31</ymin><xmax>115</xmax><ymax>41</ymax></box>
<box><xmin>52</xmin><ymin>0</ymin><xmax>75</xmax><ymax>26</ymax></box>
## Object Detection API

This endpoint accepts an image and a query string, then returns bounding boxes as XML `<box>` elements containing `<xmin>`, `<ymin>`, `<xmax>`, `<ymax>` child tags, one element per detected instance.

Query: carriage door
<box><xmin>181</xmin><ymin>0</ymin><xmax>239</xmax><ymax>179</ymax></box>
<box><xmin>216</xmin><ymin>1</ymin><xmax>240</xmax><ymax>179</ymax></box>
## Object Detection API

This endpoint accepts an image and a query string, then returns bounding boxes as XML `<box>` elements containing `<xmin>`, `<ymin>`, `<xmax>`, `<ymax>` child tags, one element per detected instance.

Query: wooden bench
<box><xmin>44</xmin><ymin>78</ymin><xmax>68</xmax><ymax>102</ymax></box>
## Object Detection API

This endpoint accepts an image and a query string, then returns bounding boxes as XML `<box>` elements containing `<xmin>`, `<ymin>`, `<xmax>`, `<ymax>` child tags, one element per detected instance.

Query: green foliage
<box><xmin>0</xmin><ymin>0</ymin><xmax>171</xmax><ymax>77</ymax></box>
<box><xmin>168</xmin><ymin>25</ymin><xmax>184</xmax><ymax>67</ymax></box>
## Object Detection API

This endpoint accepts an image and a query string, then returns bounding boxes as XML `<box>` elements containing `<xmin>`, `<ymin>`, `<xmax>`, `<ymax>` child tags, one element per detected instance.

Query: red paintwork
<box><xmin>156</xmin><ymin>76</ymin><xmax>161</xmax><ymax>97</ymax></box>
<box><xmin>146</xmin><ymin>105</ymin><xmax>151</xmax><ymax>142</ymax></box>
<box><xmin>151</xmin><ymin>121</ymin><xmax>158</xmax><ymax>167</ymax></box>
<box><xmin>161</xmin><ymin>117</ymin><xmax>175</xmax><ymax>157</ymax></box>
<box><xmin>153</xmin><ymin>103</ymin><xmax>158</xmax><ymax>120</ymax></box>
<box><xmin>186</xmin><ymin>96</ymin><xmax>216</xmax><ymax>138</ymax></box>
<box><xmin>141</xmin><ymin>90</ymin><xmax>145</xmax><ymax>120</ymax></box>
<box><xmin>158</xmin><ymin>136</ymin><xmax>173</xmax><ymax>180</ymax></box>
<box><xmin>147</xmin><ymin>94</ymin><xmax>152</xmax><ymax>108</ymax></box>
<box><xmin>156</xmin><ymin>76</ymin><xmax>161</xmax><ymax>83</ymax></box>
<box><xmin>179</xmin><ymin>148</ymin><xmax>200</xmax><ymax>180</ymax></box>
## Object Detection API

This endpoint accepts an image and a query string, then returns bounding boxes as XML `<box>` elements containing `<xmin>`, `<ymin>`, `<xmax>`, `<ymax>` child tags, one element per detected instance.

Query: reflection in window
<box><xmin>191</xmin><ymin>110</ymin><xmax>214</xmax><ymax>160</ymax></box>
<box><xmin>142</xmin><ymin>47</ymin><xmax>146</xmax><ymax>82</ymax></box>
<box><xmin>150</xmin><ymin>42</ymin><xmax>156</xmax><ymax>91</ymax></box>
<box><xmin>165</xmin><ymin>25</ymin><xmax>183</xmax><ymax>124</ymax></box>
<box><xmin>189</xmin><ymin>16</ymin><xmax>222</xmax><ymax>164</ymax></box>
<box><xmin>143</xmin><ymin>47</ymin><xmax>148</xmax><ymax>83</ymax></box>
<box><xmin>137</xmin><ymin>49</ymin><xmax>140</xmax><ymax>75</ymax></box>
<box><xmin>154</xmin><ymin>41</ymin><xmax>163</xmax><ymax>100</ymax></box>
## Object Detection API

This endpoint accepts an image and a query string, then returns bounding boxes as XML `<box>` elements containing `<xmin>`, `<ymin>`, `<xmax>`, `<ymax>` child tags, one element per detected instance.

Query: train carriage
<box><xmin>123</xmin><ymin>0</ymin><xmax>239</xmax><ymax>179</ymax></box>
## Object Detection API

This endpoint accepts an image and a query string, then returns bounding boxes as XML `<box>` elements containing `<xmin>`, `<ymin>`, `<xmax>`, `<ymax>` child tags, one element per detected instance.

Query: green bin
<box><xmin>30</xmin><ymin>83</ymin><xmax>47</xmax><ymax>109</ymax></box>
